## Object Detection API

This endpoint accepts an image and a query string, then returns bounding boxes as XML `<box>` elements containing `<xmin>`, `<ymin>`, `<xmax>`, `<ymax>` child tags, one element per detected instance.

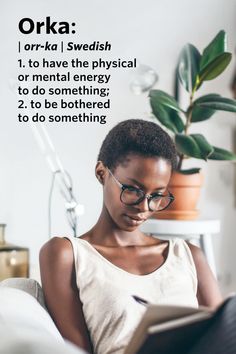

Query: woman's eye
<box><xmin>125</xmin><ymin>186</ymin><xmax>142</xmax><ymax>195</ymax></box>
<box><xmin>152</xmin><ymin>192</ymin><xmax>164</xmax><ymax>198</ymax></box>
<box><xmin>128</xmin><ymin>186</ymin><xmax>140</xmax><ymax>193</ymax></box>
<box><xmin>124</xmin><ymin>185</ymin><xmax>139</xmax><ymax>191</ymax></box>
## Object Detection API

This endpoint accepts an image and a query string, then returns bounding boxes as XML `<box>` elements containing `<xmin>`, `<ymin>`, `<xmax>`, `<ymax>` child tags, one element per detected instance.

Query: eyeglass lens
<box><xmin>121</xmin><ymin>188</ymin><xmax>171</xmax><ymax>211</ymax></box>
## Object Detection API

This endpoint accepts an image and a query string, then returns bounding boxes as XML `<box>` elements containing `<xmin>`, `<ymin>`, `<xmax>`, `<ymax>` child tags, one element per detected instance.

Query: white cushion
<box><xmin>0</xmin><ymin>324</ymin><xmax>85</xmax><ymax>354</ymax></box>
<box><xmin>0</xmin><ymin>287</ymin><xmax>86</xmax><ymax>353</ymax></box>
<box><xmin>0</xmin><ymin>278</ymin><xmax>46</xmax><ymax>309</ymax></box>
<box><xmin>0</xmin><ymin>287</ymin><xmax>62</xmax><ymax>340</ymax></box>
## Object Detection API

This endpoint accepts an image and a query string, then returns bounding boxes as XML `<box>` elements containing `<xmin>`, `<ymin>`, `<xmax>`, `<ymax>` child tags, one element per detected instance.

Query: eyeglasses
<box><xmin>107</xmin><ymin>168</ymin><xmax>174</xmax><ymax>212</ymax></box>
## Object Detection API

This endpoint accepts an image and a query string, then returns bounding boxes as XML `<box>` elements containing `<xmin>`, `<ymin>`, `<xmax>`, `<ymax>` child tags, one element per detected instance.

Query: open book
<box><xmin>124</xmin><ymin>296</ymin><xmax>232</xmax><ymax>354</ymax></box>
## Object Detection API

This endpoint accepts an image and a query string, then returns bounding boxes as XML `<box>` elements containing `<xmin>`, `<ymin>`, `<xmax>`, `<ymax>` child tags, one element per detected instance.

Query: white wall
<box><xmin>0</xmin><ymin>0</ymin><xmax>236</xmax><ymax>294</ymax></box>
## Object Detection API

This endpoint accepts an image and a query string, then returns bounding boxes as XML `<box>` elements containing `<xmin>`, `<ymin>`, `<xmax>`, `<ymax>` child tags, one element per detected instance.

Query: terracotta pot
<box><xmin>153</xmin><ymin>171</ymin><xmax>204</xmax><ymax>220</ymax></box>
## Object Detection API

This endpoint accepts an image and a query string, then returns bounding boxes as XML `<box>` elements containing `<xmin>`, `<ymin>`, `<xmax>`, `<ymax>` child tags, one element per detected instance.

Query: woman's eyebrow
<box><xmin>126</xmin><ymin>177</ymin><xmax>166</xmax><ymax>191</ymax></box>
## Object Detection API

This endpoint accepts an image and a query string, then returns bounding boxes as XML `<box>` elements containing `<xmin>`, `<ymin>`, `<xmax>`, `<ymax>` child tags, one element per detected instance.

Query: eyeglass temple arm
<box><xmin>107</xmin><ymin>168</ymin><xmax>123</xmax><ymax>188</ymax></box>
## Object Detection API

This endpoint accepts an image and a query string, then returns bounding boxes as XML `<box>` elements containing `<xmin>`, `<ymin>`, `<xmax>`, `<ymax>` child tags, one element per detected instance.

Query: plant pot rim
<box><xmin>174</xmin><ymin>169</ymin><xmax>202</xmax><ymax>175</ymax></box>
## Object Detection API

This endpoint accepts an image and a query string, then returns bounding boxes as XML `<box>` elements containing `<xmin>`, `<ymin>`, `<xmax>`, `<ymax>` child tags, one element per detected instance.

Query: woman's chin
<box><xmin>121</xmin><ymin>224</ymin><xmax>139</xmax><ymax>232</ymax></box>
<box><xmin>118</xmin><ymin>215</ymin><xmax>145</xmax><ymax>231</ymax></box>
<box><xmin>111</xmin><ymin>218</ymin><xmax>139</xmax><ymax>232</ymax></box>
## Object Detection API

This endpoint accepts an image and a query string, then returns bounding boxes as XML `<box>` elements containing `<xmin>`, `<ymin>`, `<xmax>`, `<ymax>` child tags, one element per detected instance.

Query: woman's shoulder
<box><xmin>40</xmin><ymin>236</ymin><xmax>72</xmax><ymax>251</ymax></box>
<box><xmin>170</xmin><ymin>238</ymin><xmax>202</xmax><ymax>267</ymax></box>
<box><xmin>170</xmin><ymin>237</ymin><xmax>202</xmax><ymax>253</ymax></box>
<box><xmin>39</xmin><ymin>236</ymin><xmax>74</xmax><ymax>266</ymax></box>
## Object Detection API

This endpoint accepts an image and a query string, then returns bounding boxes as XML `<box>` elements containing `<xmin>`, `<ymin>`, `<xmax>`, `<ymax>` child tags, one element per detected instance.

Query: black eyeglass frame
<box><xmin>107</xmin><ymin>168</ymin><xmax>174</xmax><ymax>212</ymax></box>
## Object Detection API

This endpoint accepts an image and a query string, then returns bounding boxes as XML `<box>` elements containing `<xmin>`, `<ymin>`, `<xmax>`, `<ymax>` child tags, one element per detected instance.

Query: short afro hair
<box><xmin>97</xmin><ymin>119</ymin><xmax>177</xmax><ymax>171</ymax></box>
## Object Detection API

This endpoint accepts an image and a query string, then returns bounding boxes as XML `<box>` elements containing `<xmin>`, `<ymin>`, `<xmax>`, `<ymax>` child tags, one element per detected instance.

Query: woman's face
<box><xmin>97</xmin><ymin>154</ymin><xmax>172</xmax><ymax>232</ymax></box>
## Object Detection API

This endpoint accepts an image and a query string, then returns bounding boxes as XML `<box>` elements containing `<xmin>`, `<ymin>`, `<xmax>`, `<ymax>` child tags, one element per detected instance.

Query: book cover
<box><xmin>125</xmin><ymin>297</ymin><xmax>231</xmax><ymax>354</ymax></box>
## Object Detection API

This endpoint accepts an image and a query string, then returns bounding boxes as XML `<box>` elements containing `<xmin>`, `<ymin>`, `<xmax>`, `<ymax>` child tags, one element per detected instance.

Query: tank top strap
<box><xmin>171</xmin><ymin>237</ymin><xmax>197</xmax><ymax>280</ymax></box>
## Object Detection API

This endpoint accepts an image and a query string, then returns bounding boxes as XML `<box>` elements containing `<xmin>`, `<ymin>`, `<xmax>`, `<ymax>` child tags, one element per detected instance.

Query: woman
<box><xmin>40</xmin><ymin>119</ymin><xmax>223</xmax><ymax>354</ymax></box>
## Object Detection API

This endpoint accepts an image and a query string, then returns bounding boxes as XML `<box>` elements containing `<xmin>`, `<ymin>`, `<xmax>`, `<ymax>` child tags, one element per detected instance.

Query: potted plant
<box><xmin>149</xmin><ymin>30</ymin><xmax>236</xmax><ymax>220</ymax></box>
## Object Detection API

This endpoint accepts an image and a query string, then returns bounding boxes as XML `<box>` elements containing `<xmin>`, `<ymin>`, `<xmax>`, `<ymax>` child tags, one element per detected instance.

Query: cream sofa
<box><xmin>0</xmin><ymin>278</ymin><xmax>86</xmax><ymax>354</ymax></box>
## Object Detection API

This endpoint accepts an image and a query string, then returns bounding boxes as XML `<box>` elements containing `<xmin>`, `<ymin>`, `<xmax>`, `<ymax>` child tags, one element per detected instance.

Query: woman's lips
<box><xmin>123</xmin><ymin>214</ymin><xmax>146</xmax><ymax>226</ymax></box>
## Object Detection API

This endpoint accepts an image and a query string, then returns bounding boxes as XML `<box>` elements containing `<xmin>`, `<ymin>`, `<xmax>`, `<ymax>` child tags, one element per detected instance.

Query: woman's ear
<box><xmin>95</xmin><ymin>161</ymin><xmax>107</xmax><ymax>185</ymax></box>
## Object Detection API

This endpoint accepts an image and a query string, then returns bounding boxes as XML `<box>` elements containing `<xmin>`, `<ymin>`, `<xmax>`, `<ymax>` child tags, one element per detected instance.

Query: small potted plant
<box><xmin>149</xmin><ymin>30</ymin><xmax>236</xmax><ymax>220</ymax></box>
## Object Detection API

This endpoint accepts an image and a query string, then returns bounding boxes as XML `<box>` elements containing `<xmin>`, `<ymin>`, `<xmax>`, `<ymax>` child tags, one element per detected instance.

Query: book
<box><xmin>124</xmin><ymin>296</ymin><xmax>232</xmax><ymax>354</ymax></box>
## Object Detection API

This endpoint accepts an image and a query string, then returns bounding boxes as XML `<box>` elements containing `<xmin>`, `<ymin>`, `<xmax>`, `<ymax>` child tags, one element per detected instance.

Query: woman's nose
<box><xmin>136</xmin><ymin>196</ymin><xmax>150</xmax><ymax>212</ymax></box>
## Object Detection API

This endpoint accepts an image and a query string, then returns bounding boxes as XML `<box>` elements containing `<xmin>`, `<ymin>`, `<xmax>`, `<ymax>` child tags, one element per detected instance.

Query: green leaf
<box><xmin>175</xmin><ymin>134</ymin><xmax>201</xmax><ymax>158</ymax></box>
<box><xmin>191</xmin><ymin>94</ymin><xmax>220</xmax><ymax>122</ymax></box>
<box><xmin>197</xmin><ymin>31</ymin><xmax>232</xmax><ymax>84</ymax></box>
<box><xmin>177</xmin><ymin>44</ymin><xmax>201</xmax><ymax>93</ymax></box>
<box><xmin>191</xmin><ymin>134</ymin><xmax>214</xmax><ymax>160</ymax></box>
<box><xmin>179</xmin><ymin>168</ymin><xmax>201</xmax><ymax>175</ymax></box>
<box><xmin>168</xmin><ymin>109</ymin><xmax>185</xmax><ymax>133</ymax></box>
<box><xmin>200</xmin><ymin>30</ymin><xmax>227</xmax><ymax>71</ymax></box>
<box><xmin>191</xmin><ymin>106</ymin><xmax>215</xmax><ymax>122</ymax></box>
<box><xmin>175</xmin><ymin>134</ymin><xmax>214</xmax><ymax>160</ymax></box>
<box><xmin>208</xmin><ymin>146</ymin><xmax>236</xmax><ymax>160</ymax></box>
<box><xmin>150</xmin><ymin>103</ymin><xmax>175</xmax><ymax>133</ymax></box>
<box><xmin>197</xmin><ymin>96</ymin><xmax>236</xmax><ymax>112</ymax></box>
<box><xmin>149</xmin><ymin>90</ymin><xmax>182</xmax><ymax>112</ymax></box>
<box><xmin>151</xmin><ymin>100</ymin><xmax>184</xmax><ymax>133</ymax></box>
<box><xmin>194</xmin><ymin>94</ymin><xmax>221</xmax><ymax>103</ymax></box>
<box><xmin>199</xmin><ymin>52</ymin><xmax>232</xmax><ymax>82</ymax></box>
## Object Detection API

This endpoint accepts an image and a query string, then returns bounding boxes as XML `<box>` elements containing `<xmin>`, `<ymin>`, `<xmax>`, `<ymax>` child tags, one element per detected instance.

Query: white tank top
<box><xmin>65</xmin><ymin>236</ymin><xmax>198</xmax><ymax>354</ymax></box>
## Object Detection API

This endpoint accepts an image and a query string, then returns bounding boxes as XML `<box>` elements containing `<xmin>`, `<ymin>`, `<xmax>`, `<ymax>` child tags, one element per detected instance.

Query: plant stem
<box><xmin>185</xmin><ymin>94</ymin><xmax>194</xmax><ymax>135</ymax></box>
<box><xmin>178</xmin><ymin>92</ymin><xmax>194</xmax><ymax>171</ymax></box>
<box><xmin>177</xmin><ymin>153</ymin><xmax>184</xmax><ymax>171</ymax></box>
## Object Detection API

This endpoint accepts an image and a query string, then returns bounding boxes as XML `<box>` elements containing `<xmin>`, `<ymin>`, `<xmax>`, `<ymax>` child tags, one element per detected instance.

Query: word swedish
<box><xmin>18</xmin><ymin>17</ymin><xmax>76</xmax><ymax>34</ymax></box>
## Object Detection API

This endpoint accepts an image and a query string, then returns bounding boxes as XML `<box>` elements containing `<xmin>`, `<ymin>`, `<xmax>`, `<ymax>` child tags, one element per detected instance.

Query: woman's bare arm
<box><xmin>39</xmin><ymin>237</ymin><xmax>93</xmax><ymax>353</ymax></box>
<box><xmin>187</xmin><ymin>242</ymin><xmax>223</xmax><ymax>308</ymax></box>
